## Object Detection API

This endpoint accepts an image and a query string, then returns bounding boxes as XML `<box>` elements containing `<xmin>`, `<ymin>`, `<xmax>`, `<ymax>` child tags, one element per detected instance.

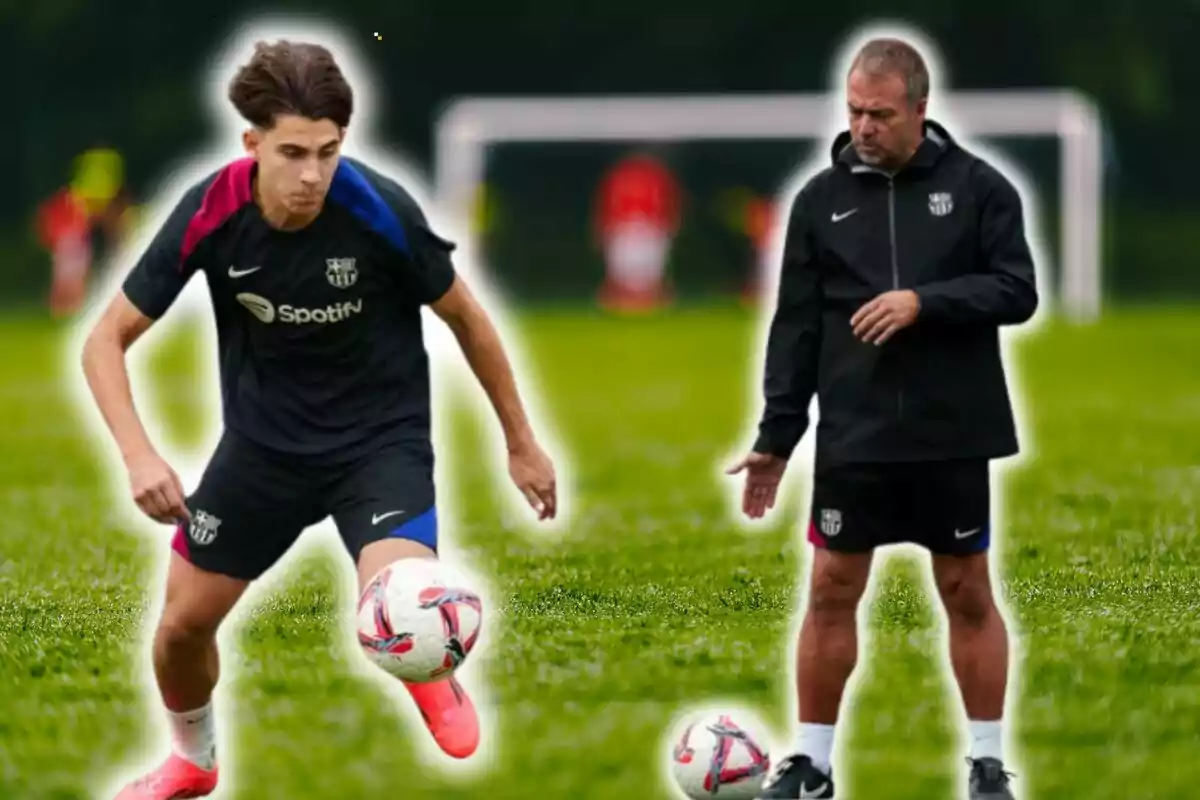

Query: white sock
<box><xmin>169</xmin><ymin>701</ymin><xmax>217</xmax><ymax>770</ymax></box>
<box><xmin>969</xmin><ymin>719</ymin><xmax>1003</xmax><ymax>762</ymax></box>
<box><xmin>792</xmin><ymin>722</ymin><xmax>835</xmax><ymax>775</ymax></box>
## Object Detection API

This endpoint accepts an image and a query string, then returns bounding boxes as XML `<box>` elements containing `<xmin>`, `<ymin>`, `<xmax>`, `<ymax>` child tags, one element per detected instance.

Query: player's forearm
<box><xmin>449</xmin><ymin>311</ymin><xmax>537</xmax><ymax>453</ymax></box>
<box><xmin>81</xmin><ymin>332</ymin><xmax>158</xmax><ymax>464</ymax></box>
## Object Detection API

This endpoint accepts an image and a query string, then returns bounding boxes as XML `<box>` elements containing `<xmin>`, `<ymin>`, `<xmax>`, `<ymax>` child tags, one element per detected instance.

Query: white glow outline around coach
<box><xmin>62</xmin><ymin>13</ymin><xmax>582</xmax><ymax>796</ymax></box>
<box><xmin>716</xmin><ymin>19</ymin><xmax>1043</xmax><ymax>796</ymax></box>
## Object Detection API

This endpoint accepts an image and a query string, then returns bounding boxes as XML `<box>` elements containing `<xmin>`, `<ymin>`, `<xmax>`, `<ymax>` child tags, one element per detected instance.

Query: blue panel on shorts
<box><xmin>390</xmin><ymin>505</ymin><xmax>438</xmax><ymax>551</ymax></box>
<box><xmin>966</xmin><ymin>521</ymin><xmax>992</xmax><ymax>553</ymax></box>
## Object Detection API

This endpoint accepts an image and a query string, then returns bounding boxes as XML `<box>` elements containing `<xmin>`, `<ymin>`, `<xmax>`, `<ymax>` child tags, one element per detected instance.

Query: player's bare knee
<box><xmin>155</xmin><ymin>590</ymin><xmax>230</xmax><ymax>654</ymax></box>
<box><xmin>938</xmin><ymin>573</ymin><xmax>994</xmax><ymax>629</ymax></box>
<box><xmin>357</xmin><ymin>537</ymin><xmax>436</xmax><ymax>593</ymax></box>
<box><xmin>807</xmin><ymin>588</ymin><xmax>860</xmax><ymax>629</ymax></box>
<box><xmin>934</xmin><ymin>554</ymin><xmax>995</xmax><ymax>629</ymax></box>
<box><xmin>807</xmin><ymin>554</ymin><xmax>869</xmax><ymax>628</ymax></box>
<box><xmin>154</xmin><ymin>618</ymin><xmax>218</xmax><ymax>662</ymax></box>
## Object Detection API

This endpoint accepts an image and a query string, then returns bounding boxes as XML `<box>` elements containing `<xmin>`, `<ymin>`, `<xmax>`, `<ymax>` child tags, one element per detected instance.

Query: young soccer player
<box><xmin>81</xmin><ymin>39</ymin><xmax>559</xmax><ymax>799</ymax></box>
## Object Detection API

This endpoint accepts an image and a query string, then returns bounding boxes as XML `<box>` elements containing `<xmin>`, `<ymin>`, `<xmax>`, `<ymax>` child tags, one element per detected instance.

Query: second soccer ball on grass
<box><xmin>668</xmin><ymin>709</ymin><xmax>773</xmax><ymax>799</ymax></box>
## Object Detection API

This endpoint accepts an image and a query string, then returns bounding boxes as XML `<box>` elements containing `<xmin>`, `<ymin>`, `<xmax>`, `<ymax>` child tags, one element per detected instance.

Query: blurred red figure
<box><xmin>36</xmin><ymin>188</ymin><xmax>94</xmax><ymax>317</ymax></box>
<box><xmin>741</xmin><ymin>195</ymin><xmax>780</xmax><ymax>307</ymax></box>
<box><xmin>593</xmin><ymin>152</ymin><xmax>681</xmax><ymax>313</ymax></box>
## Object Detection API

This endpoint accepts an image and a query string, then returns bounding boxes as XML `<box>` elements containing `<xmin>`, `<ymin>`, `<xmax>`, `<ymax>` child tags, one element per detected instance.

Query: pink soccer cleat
<box><xmin>113</xmin><ymin>753</ymin><xmax>218</xmax><ymax>799</ymax></box>
<box><xmin>405</xmin><ymin>675</ymin><xmax>480</xmax><ymax>759</ymax></box>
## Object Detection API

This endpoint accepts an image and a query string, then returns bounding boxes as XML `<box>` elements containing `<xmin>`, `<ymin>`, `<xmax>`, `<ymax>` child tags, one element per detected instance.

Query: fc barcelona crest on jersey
<box><xmin>928</xmin><ymin>192</ymin><xmax>954</xmax><ymax>217</ymax></box>
<box><xmin>326</xmin><ymin>258</ymin><xmax>358</xmax><ymax>289</ymax></box>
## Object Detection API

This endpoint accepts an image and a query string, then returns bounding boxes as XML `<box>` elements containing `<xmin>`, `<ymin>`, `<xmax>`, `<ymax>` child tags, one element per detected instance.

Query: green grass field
<box><xmin>0</xmin><ymin>304</ymin><xmax>1197</xmax><ymax>799</ymax></box>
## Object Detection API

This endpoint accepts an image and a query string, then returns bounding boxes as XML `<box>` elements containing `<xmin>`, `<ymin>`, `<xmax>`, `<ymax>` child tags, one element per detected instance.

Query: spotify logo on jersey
<box><xmin>236</xmin><ymin>293</ymin><xmax>363</xmax><ymax>325</ymax></box>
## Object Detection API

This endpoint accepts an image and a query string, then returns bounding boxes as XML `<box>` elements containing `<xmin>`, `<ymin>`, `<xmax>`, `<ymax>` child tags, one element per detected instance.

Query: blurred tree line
<box><xmin>6</xmin><ymin>1</ymin><xmax>1197</xmax><ymax>306</ymax></box>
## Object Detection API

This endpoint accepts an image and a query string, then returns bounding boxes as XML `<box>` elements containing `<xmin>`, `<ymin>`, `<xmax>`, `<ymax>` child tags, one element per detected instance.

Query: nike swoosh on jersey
<box><xmin>831</xmin><ymin>209</ymin><xmax>858</xmax><ymax>222</ymax></box>
<box><xmin>228</xmin><ymin>266</ymin><xmax>262</xmax><ymax>278</ymax></box>
<box><xmin>955</xmin><ymin>527</ymin><xmax>981</xmax><ymax>539</ymax></box>
<box><xmin>372</xmin><ymin>510</ymin><xmax>406</xmax><ymax>525</ymax></box>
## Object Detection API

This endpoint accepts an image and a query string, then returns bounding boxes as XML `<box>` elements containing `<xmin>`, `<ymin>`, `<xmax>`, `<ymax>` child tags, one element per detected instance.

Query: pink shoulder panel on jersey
<box><xmin>179</xmin><ymin>158</ymin><xmax>255</xmax><ymax>268</ymax></box>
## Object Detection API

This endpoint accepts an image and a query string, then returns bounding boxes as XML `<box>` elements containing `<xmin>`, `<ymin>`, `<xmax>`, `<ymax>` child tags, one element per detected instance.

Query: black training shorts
<box><xmin>806</xmin><ymin>458</ymin><xmax>992</xmax><ymax>555</ymax></box>
<box><xmin>171</xmin><ymin>430</ymin><xmax>439</xmax><ymax>581</ymax></box>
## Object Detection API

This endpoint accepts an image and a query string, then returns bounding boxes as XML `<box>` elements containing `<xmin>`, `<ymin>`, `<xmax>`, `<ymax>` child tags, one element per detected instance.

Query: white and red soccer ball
<box><xmin>669</xmin><ymin>711</ymin><xmax>773</xmax><ymax>799</ymax></box>
<box><xmin>356</xmin><ymin>558</ymin><xmax>483</xmax><ymax>683</ymax></box>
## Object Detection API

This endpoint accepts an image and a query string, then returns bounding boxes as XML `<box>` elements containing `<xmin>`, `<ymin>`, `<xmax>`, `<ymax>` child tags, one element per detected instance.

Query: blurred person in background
<box><xmin>592</xmin><ymin>150</ymin><xmax>681</xmax><ymax>313</ymax></box>
<box><xmin>728</xmin><ymin>37</ymin><xmax>1037</xmax><ymax>800</ymax></box>
<box><xmin>740</xmin><ymin>193</ymin><xmax>779</xmax><ymax>307</ymax></box>
<box><xmin>36</xmin><ymin>184</ymin><xmax>93</xmax><ymax>317</ymax></box>
<box><xmin>35</xmin><ymin>146</ymin><xmax>133</xmax><ymax>317</ymax></box>
<box><xmin>716</xmin><ymin>187</ymin><xmax>781</xmax><ymax>307</ymax></box>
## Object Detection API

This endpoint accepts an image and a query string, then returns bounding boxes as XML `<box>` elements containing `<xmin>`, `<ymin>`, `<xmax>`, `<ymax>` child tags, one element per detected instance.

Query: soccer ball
<box><xmin>669</xmin><ymin>711</ymin><xmax>772</xmax><ymax>799</ymax></box>
<box><xmin>356</xmin><ymin>557</ymin><xmax>483</xmax><ymax>683</ymax></box>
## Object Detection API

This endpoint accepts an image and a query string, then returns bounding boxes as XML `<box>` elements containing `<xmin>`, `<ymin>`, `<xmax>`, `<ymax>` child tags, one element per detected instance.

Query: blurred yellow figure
<box><xmin>72</xmin><ymin>147</ymin><xmax>125</xmax><ymax>216</ymax></box>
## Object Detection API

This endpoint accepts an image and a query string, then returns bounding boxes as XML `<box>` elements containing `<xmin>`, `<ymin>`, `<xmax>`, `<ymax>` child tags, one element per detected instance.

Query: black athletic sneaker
<box><xmin>968</xmin><ymin>757</ymin><xmax>1015</xmax><ymax>799</ymax></box>
<box><xmin>755</xmin><ymin>754</ymin><xmax>834</xmax><ymax>798</ymax></box>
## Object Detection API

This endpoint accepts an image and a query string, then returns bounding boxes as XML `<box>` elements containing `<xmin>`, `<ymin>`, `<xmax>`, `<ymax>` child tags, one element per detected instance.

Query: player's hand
<box><xmin>851</xmin><ymin>289</ymin><xmax>921</xmax><ymax>345</ymax></box>
<box><xmin>726</xmin><ymin>451</ymin><xmax>788</xmax><ymax>519</ymax></box>
<box><xmin>126</xmin><ymin>451</ymin><xmax>191</xmax><ymax>525</ymax></box>
<box><xmin>508</xmin><ymin>440</ymin><xmax>557</xmax><ymax>521</ymax></box>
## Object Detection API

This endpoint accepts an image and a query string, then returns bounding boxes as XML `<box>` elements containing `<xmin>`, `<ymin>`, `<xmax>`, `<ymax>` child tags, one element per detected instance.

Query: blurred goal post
<box><xmin>433</xmin><ymin>91</ymin><xmax>1103</xmax><ymax>321</ymax></box>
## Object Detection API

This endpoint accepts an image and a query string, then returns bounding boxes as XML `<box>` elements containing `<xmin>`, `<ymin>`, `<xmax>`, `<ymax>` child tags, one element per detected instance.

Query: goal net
<box><xmin>433</xmin><ymin>91</ymin><xmax>1103</xmax><ymax>321</ymax></box>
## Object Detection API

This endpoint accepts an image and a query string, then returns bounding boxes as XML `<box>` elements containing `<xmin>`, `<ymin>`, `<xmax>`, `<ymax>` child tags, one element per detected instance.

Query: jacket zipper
<box><xmin>887</xmin><ymin>178</ymin><xmax>904</xmax><ymax>419</ymax></box>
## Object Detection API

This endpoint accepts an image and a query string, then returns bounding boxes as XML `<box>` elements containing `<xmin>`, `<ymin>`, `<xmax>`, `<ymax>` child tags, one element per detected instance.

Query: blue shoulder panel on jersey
<box><xmin>329</xmin><ymin>159</ymin><xmax>410</xmax><ymax>255</ymax></box>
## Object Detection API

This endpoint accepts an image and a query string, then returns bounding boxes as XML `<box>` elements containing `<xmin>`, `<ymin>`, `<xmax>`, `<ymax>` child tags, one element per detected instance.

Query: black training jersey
<box><xmin>122</xmin><ymin>156</ymin><xmax>456</xmax><ymax>460</ymax></box>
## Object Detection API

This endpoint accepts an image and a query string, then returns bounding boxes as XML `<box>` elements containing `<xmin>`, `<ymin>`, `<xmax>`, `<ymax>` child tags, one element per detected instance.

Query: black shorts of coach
<box><xmin>171</xmin><ymin>430</ymin><xmax>439</xmax><ymax>581</ymax></box>
<box><xmin>807</xmin><ymin>458</ymin><xmax>992</xmax><ymax>556</ymax></box>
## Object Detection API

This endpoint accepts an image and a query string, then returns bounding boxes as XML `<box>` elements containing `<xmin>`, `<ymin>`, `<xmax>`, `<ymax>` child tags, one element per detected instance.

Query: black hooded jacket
<box><xmin>752</xmin><ymin>120</ymin><xmax>1039</xmax><ymax>466</ymax></box>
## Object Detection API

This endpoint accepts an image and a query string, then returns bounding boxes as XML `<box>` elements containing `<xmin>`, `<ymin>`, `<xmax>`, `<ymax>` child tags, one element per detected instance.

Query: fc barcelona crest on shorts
<box><xmin>326</xmin><ymin>258</ymin><xmax>358</xmax><ymax>289</ymax></box>
<box><xmin>189</xmin><ymin>509</ymin><xmax>221</xmax><ymax>546</ymax></box>
<box><xmin>928</xmin><ymin>192</ymin><xmax>953</xmax><ymax>217</ymax></box>
<box><xmin>819</xmin><ymin>508</ymin><xmax>842</xmax><ymax>537</ymax></box>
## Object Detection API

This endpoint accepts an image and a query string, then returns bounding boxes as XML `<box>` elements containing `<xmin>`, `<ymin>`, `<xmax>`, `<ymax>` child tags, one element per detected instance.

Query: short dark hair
<box><xmin>850</xmin><ymin>38</ymin><xmax>930</xmax><ymax>106</ymax></box>
<box><xmin>227</xmin><ymin>40</ymin><xmax>354</xmax><ymax>130</ymax></box>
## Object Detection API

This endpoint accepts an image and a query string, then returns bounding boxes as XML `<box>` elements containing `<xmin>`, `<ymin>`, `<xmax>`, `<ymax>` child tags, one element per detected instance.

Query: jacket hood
<box><xmin>830</xmin><ymin>119</ymin><xmax>957</xmax><ymax>168</ymax></box>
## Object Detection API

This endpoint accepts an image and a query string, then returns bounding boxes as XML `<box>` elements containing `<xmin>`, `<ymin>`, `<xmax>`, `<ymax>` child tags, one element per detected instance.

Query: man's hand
<box><xmin>850</xmin><ymin>289</ymin><xmax>921</xmax><ymax>345</ymax></box>
<box><xmin>508</xmin><ymin>440</ymin><xmax>557</xmax><ymax>521</ymax></box>
<box><xmin>726</xmin><ymin>451</ymin><xmax>788</xmax><ymax>519</ymax></box>
<box><xmin>126</xmin><ymin>451</ymin><xmax>191</xmax><ymax>525</ymax></box>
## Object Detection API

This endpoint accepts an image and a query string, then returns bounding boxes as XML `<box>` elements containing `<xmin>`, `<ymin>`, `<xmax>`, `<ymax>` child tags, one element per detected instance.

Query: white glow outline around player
<box><xmin>715</xmin><ymin>19</ymin><xmax>1037</xmax><ymax>793</ymax></box>
<box><xmin>63</xmin><ymin>12</ymin><xmax>567</xmax><ymax>796</ymax></box>
<box><xmin>658</xmin><ymin>701</ymin><xmax>779</xmax><ymax>799</ymax></box>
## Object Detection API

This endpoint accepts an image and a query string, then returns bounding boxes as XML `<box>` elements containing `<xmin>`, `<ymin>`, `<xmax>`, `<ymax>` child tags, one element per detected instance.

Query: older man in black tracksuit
<box><xmin>728</xmin><ymin>39</ymin><xmax>1037</xmax><ymax>800</ymax></box>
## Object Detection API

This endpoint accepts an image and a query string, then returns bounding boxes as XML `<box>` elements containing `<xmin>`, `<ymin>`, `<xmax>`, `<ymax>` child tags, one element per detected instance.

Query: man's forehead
<box><xmin>847</xmin><ymin>70</ymin><xmax>907</xmax><ymax>106</ymax></box>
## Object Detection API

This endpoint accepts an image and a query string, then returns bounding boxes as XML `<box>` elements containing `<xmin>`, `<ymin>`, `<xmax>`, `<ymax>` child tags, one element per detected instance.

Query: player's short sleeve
<box><xmin>402</xmin><ymin>213</ymin><xmax>457</xmax><ymax>305</ymax></box>
<box><xmin>121</xmin><ymin>184</ymin><xmax>206</xmax><ymax>319</ymax></box>
<box><xmin>336</xmin><ymin>159</ymin><xmax>458</xmax><ymax>306</ymax></box>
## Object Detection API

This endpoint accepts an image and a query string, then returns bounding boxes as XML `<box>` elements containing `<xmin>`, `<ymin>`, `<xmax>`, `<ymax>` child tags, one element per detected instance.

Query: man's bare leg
<box><xmin>793</xmin><ymin>548</ymin><xmax>874</xmax><ymax>773</ymax></box>
<box><xmin>933</xmin><ymin>552</ymin><xmax>1010</xmax><ymax>761</ymax></box>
